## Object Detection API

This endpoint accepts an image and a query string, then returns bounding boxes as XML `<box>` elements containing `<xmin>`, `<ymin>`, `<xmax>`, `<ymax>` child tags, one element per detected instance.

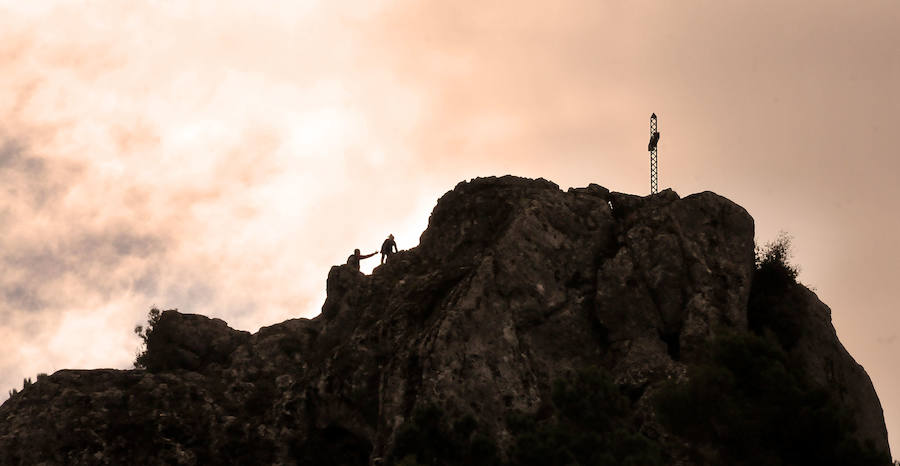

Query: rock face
<box><xmin>0</xmin><ymin>176</ymin><xmax>891</xmax><ymax>465</ymax></box>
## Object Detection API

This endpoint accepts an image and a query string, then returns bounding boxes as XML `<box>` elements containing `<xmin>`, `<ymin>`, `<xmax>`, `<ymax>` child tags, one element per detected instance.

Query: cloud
<box><xmin>0</xmin><ymin>1</ymin><xmax>436</xmax><ymax>400</ymax></box>
<box><xmin>0</xmin><ymin>138</ymin><xmax>80</xmax><ymax>210</ymax></box>
<box><xmin>0</xmin><ymin>133</ymin><xmax>167</xmax><ymax>307</ymax></box>
<box><xmin>0</xmin><ymin>1</ymin><xmax>898</xmax><ymax>454</ymax></box>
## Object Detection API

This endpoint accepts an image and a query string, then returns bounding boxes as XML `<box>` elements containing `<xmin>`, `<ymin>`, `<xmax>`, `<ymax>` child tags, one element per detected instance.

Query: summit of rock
<box><xmin>0</xmin><ymin>176</ymin><xmax>891</xmax><ymax>465</ymax></box>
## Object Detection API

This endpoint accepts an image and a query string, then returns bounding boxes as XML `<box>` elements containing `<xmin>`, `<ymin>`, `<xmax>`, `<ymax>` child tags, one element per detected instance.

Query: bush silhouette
<box><xmin>749</xmin><ymin>232</ymin><xmax>804</xmax><ymax>348</ymax></box>
<box><xmin>133</xmin><ymin>308</ymin><xmax>164</xmax><ymax>369</ymax></box>
<box><xmin>755</xmin><ymin>232</ymin><xmax>799</xmax><ymax>283</ymax></box>
<box><xmin>6</xmin><ymin>376</ymin><xmax>39</xmax><ymax>400</ymax></box>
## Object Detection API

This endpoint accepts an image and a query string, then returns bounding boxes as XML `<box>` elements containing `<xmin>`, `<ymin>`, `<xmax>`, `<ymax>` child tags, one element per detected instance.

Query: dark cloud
<box><xmin>0</xmin><ymin>139</ymin><xmax>69</xmax><ymax>209</ymax></box>
<box><xmin>3</xmin><ymin>227</ymin><xmax>167</xmax><ymax>292</ymax></box>
<box><xmin>0</xmin><ymin>136</ymin><xmax>170</xmax><ymax>315</ymax></box>
<box><xmin>2</xmin><ymin>285</ymin><xmax>43</xmax><ymax>314</ymax></box>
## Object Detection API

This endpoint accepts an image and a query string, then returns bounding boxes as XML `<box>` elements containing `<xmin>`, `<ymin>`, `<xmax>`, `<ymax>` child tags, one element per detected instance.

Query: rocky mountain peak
<box><xmin>0</xmin><ymin>176</ymin><xmax>891</xmax><ymax>465</ymax></box>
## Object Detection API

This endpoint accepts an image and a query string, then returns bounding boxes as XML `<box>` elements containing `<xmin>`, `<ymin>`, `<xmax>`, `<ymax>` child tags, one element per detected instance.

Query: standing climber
<box><xmin>347</xmin><ymin>248</ymin><xmax>378</xmax><ymax>271</ymax></box>
<box><xmin>380</xmin><ymin>234</ymin><xmax>398</xmax><ymax>264</ymax></box>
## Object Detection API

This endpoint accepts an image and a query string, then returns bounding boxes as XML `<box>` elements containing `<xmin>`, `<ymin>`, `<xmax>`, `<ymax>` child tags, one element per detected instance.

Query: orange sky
<box><xmin>1</xmin><ymin>0</ymin><xmax>898</xmax><ymax>456</ymax></box>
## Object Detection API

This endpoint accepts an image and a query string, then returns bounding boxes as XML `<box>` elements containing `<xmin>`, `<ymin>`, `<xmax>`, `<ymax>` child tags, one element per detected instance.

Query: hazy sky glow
<box><xmin>1</xmin><ymin>0</ymin><xmax>898</xmax><ymax>455</ymax></box>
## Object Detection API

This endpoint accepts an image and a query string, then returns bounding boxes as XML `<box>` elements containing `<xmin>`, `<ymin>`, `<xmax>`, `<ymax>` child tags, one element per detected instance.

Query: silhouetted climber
<box><xmin>347</xmin><ymin>248</ymin><xmax>377</xmax><ymax>271</ymax></box>
<box><xmin>380</xmin><ymin>234</ymin><xmax>398</xmax><ymax>264</ymax></box>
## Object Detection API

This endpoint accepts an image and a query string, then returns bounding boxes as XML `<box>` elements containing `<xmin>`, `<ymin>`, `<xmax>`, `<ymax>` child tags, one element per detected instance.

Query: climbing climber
<box><xmin>380</xmin><ymin>234</ymin><xmax>398</xmax><ymax>264</ymax></box>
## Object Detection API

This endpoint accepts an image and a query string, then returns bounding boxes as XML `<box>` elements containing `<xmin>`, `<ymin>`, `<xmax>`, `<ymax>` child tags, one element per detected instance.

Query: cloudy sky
<box><xmin>1</xmin><ymin>0</ymin><xmax>898</xmax><ymax>454</ymax></box>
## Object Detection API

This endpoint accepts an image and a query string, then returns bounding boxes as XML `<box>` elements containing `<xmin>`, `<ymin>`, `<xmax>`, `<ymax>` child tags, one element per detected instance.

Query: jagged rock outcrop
<box><xmin>0</xmin><ymin>176</ymin><xmax>891</xmax><ymax>465</ymax></box>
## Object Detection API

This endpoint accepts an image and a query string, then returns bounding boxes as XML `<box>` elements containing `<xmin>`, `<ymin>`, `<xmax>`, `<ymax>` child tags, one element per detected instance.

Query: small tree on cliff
<box><xmin>133</xmin><ymin>307</ymin><xmax>163</xmax><ymax>369</ymax></box>
<box><xmin>754</xmin><ymin>231</ymin><xmax>799</xmax><ymax>285</ymax></box>
<box><xmin>749</xmin><ymin>232</ymin><xmax>805</xmax><ymax>348</ymax></box>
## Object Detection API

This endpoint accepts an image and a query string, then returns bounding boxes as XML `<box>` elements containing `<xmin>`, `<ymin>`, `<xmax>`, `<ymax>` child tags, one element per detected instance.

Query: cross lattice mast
<box><xmin>648</xmin><ymin>113</ymin><xmax>660</xmax><ymax>195</ymax></box>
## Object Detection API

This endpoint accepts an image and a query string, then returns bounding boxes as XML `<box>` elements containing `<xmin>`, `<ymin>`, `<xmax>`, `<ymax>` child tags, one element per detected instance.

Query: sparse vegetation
<box><xmin>133</xmin><ymin>307</ymin><xmax>164</xmax><ymax>369</ymax></box>
<box><xmin>7</xmin><ymin>376</ymin><xmax>38</xmax><ymax>400</ymax></box>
